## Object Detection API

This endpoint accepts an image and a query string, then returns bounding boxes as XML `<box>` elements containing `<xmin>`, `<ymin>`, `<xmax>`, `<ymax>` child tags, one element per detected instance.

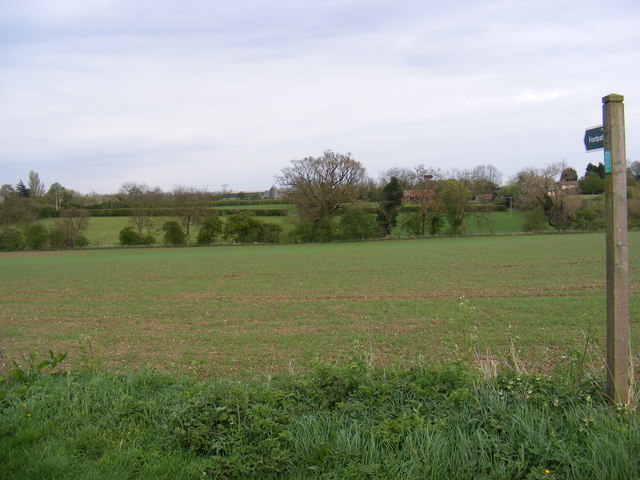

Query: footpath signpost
<box><xmin>584</xmin><ymin>125</ymin><xmax>604</xmax><ymax>152</ymax></box>
<box><xmin>594</xmin><ymin>94</ymin><xmax>631</xmax><ymax>405</ymax></box>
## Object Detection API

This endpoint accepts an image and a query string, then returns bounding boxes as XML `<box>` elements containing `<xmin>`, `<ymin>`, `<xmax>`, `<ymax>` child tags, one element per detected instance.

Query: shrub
<box><xmin>399</xmin><ymin>212</ymin><xmax>422</xmax><ymax>236</ymax></box>
<box><xmin>75</xmin><ymin>234</ymin><xmax>90</xmax><ymax>247</ymax></box>
<box><xmin>36</xmin><ymin>205</ymin><xmax>60</xmax><ymax>219</ymax></box>
<box><xmin>628</xmin><ymin>197</ymin><xmax>640</xmax><ymax>228</ymax></box>
<box><xmin>223</xmin><ymin>214</ymin><xmax>282</xmax><ymax>243</ymax></box>
<box><xmin>51</xmin><ymin>209</ymin><xmax>91</xmax><ymax>248</ymax></box>
<box><xmin>0</xmin><ymin>227</ymin><xmax>26</xmax><ymax>250</ymax></box>
<box><xmin>140</xmin><ymin>234</ymin><xmax>156</xmax><ymax>245</ymax></box>
<box><xmin>571</xmin><ymin>207</ymin><xmax>604</xmax><ymax>231</ymax></box>
<box><xmin>288</xmin><ymin>218</ymin><xmax>335</xmax><ymax>242</ymax></box>
<box><xmin>336</xmin><ymin>211</ymin><xmax>379</xmax><ymax>240</ymax></box>
<box><xmin>522</xmin><ymin>208</ymin><xmax>548</xmax><ymax>231</ymax></box>
<box><xmin>196</xmin><ymin>217</ymin><xmax>223</xmax><ymax>244</ymax></box>
<box><xmin>119</xmin><ymin>226</ymin><xmax>141</xmax><ymax>246</ymax></box>
<box><xmin>47</xmin><ymin>228</ymin><xmax>66</xmax><ymax>249</ymax></box>
<box><xmin>23</xmin><ymin>223</ymin><xmax>50</xmax><ymax>249</ymax></box>
<box><xmin>163</xmin><ymin>221</ymin><xmax>187</xmax><ymax>246</ymax></box>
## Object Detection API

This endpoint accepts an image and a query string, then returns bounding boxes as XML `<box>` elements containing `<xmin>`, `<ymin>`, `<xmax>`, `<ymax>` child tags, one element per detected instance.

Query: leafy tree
<box><xmin>586</xmin><ymin>162</ymin><xmax>605</xmax><ymax>179</ymax></box>
<box><xmin>337</xmin><ymin>211</ymin><xmax>379</xmax><ymax>240</ymax></box>
<box><xmin>628</xmin><ymin>161</ymin><xmax>640</xmax><ymax>182</ymax></box>
<box><xmin>496</xmin><ymin>184</ymin><xmax>518</xmax><ymax>210</ymax></box>
<box><xmin>162</xmin><ymin>221</ymin><xmax>187</xmax><ymax>246</ymax></box>
<box><xmin>16</xmin><ymin>180</ymin><xmax>30</xmax><ymax>198</ymax></box>
<box><xmin>52</xmin><ymin>209</ymin><xmax>90</xmax><ymax>248</ymax></box>
<box><xmin>560</xmin><ymin>167</ymin><xmax>578</xmax><ymax>182</ymax></box>
<box><xmin>579</xmin><ymin>171</ymin><xmax>605</xmax><ymax>194</ymax></box>
<box><xmin>223</xmin><ymin>213</ymin><xmax>282</xmax><ymax>243</ymax></box>
<box><xmin>377</xmin><ymin>176</ymin><xmax>403</xmax><ymax>235</ymax></box>
<box><xmin>276</xmin><ymin>150</ymin><xmax>369</xmax><ymax>240</ymax></box>
<box><xmin>0</xmin><ymin>184</ymin><xmax>15</xmax><ymax>201</ymax></box>
<box><xmin>438</xmin><ymin>180</ymin><xmax>471</xmax><ymax>235</ymax></box>
<box><xmin>196</xmin><ymin>217</ymin><xmax>223</xmax><ymax>244</ymax></box>
<box><xmin>399</xmin><ymin>210</ymin><xmax>445</xmax><ymax>236</ymax></box>
<box><xmin>45</xmin><ymin>182</ymin><xmax>73</xmax><ymax>211</ymax></box>
<box><xmin>399</xmin><ymin>212</ymin><xmax>422</xmax><ymax>236</ymax></box>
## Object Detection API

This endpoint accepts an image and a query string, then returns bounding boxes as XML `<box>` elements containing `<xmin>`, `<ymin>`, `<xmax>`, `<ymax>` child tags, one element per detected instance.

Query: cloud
<box><xmin>1</xmin><ymin>0</ymin><xmax>639</xmax><ymax>192</ymax></box>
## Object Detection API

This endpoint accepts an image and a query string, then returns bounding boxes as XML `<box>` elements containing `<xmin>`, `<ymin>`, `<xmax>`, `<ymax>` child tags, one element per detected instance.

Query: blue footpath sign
<box><xmin>584</xmin><ymin>126</ymin><xmax>604</xmax><ymax>151</ymax></box>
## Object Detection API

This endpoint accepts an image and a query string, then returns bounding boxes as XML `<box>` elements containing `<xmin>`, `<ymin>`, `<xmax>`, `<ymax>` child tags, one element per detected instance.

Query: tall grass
<box><xmin>1</xmin><ymin>358</ymin><xmax>638</xmax><ymax>479</ymax></box>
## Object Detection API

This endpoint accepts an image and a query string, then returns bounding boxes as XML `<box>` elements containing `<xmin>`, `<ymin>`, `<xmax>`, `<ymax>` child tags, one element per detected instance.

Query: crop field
<box><xmin>1</xmin><ymin>232</ymin><xmax>638</xmax><ymax>379</ymax></box>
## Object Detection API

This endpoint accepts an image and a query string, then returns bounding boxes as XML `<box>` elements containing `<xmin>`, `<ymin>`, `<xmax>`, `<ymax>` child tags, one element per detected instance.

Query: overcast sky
<box><xmin>1</xmin><ymin>0</ymin><xmax>639</xmax><ymax>194</ymax></box>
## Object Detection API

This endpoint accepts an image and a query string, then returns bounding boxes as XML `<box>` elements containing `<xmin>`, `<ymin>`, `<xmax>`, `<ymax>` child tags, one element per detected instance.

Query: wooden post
<box><xmin>603</xmin><ymin>93</ymin><xmax>631</xmax><ymax>405</ymax></box>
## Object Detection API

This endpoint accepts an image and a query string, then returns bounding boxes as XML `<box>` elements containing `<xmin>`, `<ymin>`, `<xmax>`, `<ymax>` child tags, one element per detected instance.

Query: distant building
<box><xmin>402</xmin><ymin>189</ymin><xmax>435</xmax><ymax>205</ymax></box>
<box><xmin>556</xmin><ymin>181</ymin><xmax>580</xmax><ymax>195</ymax></box>
<box><xmin>474</xmin><ymin>193</ymin><xmax>496</xmax><ymax>203</ymax></box>
<box><xmin>220</xmin><ymin>186</ymin><xmax>280</xmax><ymax>200</ymax></box>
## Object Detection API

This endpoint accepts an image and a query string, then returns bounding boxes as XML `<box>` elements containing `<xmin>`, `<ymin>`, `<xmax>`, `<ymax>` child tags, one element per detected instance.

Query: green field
<box><xmin>42</xmin><ymin>211</ymin><xmax>525</xmax><ymax>247</ymax></box>
<box><xmin>41</xmin><ymin>215</ymin><xmax>295</xmax><ymax>247</ymax></box>
<box><xmin>1</xmin><ymin>233</ymin><xmax>637</xmax><ymax>379</ymax></box>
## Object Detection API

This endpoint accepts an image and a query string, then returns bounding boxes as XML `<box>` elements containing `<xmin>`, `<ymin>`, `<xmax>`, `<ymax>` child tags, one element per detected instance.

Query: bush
<box><xmin>572</xmin><ymin>208</ymin><xmax>604</xmax><ymax>231</ymax></box>
<box><xmin>0</xmin><ymin>227</ymin><xmax>26</xmax><ymax>250</ymax></box>
<box><xmin>522</xmin><ymin>208</ymin><xmax>549</xmax><ymax>231</ymax></box>
<box><xmin>24</xmin><ymin>224</ymin><xmax>50</xmax><ymax>249</ymax></box>
<box><xmin>74</xmin><ymin>234</ymin><xmax>90</xmax><ymax>247</ymax></box>
<box><xmin>163</xmin><ymin>221</ymin><xmax>187</xmax><ymax>246</ymax></box>
<box><xmin>628</xmin><ymin>198</ymin><xmax>640</xmax><ymax>228</ymax></box>
<box><xmin>257</xmin><ymin>222</ymin><xmax>283</xmax><ymax>243</ymax></box>
<box><xmin>196</xmin><ymin>217</ymin><xmax>223</xmax><ymax>244</ymax></box>
<box><xmin>399</xmin><ymin>212</ymin><xmax>422</xmax><ymax>236</ymax></box>
<box><xmin>223</xmin><ymin>214</ymin><xmax>282</xmax><ymax>243</ymax></box>
<box><xmin>140</xmin><ymin>234</ymin><xmax>156</xmax><ymax>245</ymax></box>
<box><xmin>47</xmin><ymin>228</ymin><xmax>66</xmax><ymax>249</ymax></box>
<box><xmin>119</xmin><ymin>226</ymin><xmax>141</xmax><ymax>246</ymax></box>
<box><xmin>336</xmin><ymin>211</ymin><xmax>379</xmax><ymax>240</ymax></box>
<box><xmin>288</xmin><ymin>218</ymin><xmax>335</xmax><ymax>242</ymax></box>
<box><xmin>36</xmin><ymin>206</ymin><xmax>60</xmax><ymax>219</ymax></box>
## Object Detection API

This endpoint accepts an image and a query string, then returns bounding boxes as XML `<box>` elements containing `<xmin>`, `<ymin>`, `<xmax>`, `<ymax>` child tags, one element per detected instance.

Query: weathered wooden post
<box><xmin>602</xmin><ymin>93</ymin><xmax>631</xmax><ymax>405</ymax></box>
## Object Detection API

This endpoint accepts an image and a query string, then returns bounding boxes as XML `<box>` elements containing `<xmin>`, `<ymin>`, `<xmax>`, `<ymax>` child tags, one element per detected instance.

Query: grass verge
<box><xmin>1</xmin><ymin>358</ymin><xmax>638</xmax><ymax>480</ymax></box>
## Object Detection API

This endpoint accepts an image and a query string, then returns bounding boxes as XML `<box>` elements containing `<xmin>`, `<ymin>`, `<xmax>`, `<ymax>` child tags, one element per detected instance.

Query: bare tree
<box><xmin>514</xmin><ymin>162</ymin><xmax>578</xmax><ymax>228</ymax></box>
<box><xmin>53</xmin><ymin>209</ymin><xmax>90</xmax><ymax>247</ymax></box>
<box><xmin>451</xmin><ymin>164</ymin><xmax>502</xmax><ymax>198</ymax></box>
<box><xmin>276</xmin><ymin>150</ymin><xmax>369</xmax><ymax>222</ymax></box>
<box><xmin>378</xmin><ymin>167</ymin><xmax>417</xmax><ymax>190</ymax></box>
<box><xmin>414</xmin><ymin>165</ymin><xmax>445</xmax><ymax>235</ymax></box>
<box><xmin>28</xmin><ymin>171</ymin><xmax>46</xmax><ymax>197</ymax></box>
<box><xmin>120</xmin><ymin>182</ymin><xmax>162</xmax><ymax>238</ymax></box>
<box><xmin>172</xmin><ymin>186</ymin><xmax>210</xmax><ymax>243</ymax></box>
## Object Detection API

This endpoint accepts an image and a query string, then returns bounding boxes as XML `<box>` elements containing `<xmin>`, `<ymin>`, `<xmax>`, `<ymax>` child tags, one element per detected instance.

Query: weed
<box><xmin>3</xmin><ymin>350</ymin><xmax>67</xmax><ymax>384</ymax></box>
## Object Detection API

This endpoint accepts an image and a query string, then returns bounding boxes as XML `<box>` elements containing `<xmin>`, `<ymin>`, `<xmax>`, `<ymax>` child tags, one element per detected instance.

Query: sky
<box><xmin>1</xmin><ymin>0</ymin><xmax>639</xmax><ymax>194</ymax></box>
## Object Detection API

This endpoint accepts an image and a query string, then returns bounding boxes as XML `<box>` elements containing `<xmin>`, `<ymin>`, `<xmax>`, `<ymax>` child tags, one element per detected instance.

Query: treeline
<box><xmin>2</xmin><ymin>156</ymin><xmax>640</xmax><ymax>250</ymax></box>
